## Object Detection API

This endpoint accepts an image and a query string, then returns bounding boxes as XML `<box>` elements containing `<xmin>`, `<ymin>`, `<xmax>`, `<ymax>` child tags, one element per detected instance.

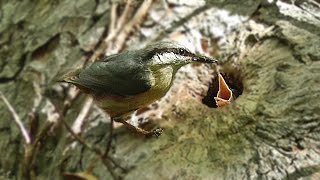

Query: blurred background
<box><xmin>0</xmin><ymin>0</ymin><xmax>320</xmax><ymax>179</ymax></box>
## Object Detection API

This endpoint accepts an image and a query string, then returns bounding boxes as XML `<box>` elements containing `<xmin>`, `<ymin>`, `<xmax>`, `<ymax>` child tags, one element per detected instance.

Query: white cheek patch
<box><xmin>152</xmin><ymin>52</ymin><xmax>189</xmax><ymax>65</ymax></box>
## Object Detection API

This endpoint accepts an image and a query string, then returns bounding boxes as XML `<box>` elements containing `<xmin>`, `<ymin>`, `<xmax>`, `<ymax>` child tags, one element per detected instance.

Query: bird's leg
<box><xmin>114</xmin><ymin>118</ymin><xmax>163</xmax><ymax>137</ymax></box>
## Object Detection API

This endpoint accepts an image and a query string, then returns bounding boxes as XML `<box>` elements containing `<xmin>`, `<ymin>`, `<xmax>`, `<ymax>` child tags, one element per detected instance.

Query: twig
<box><xmin>108</xmin><ymin>2</ymin><xmax>118</xmax><ymax>36</ymax></box>
<box><xmin>86</xmin><ymin>118</ymin><xmax>126</xmax><ymax>174</ymax></box>
<box><xmin>62</xmin><ymin>87</ymin><xmax>81</xmax><ymax>115</ymax></box>
<box><xmin>152</xmin><ymin>5</ymin><xmax>211</xmax><ymax>42</ymax></box>
<box><xmin>116</xmin><ymin>0</ymin><xmax>135</xmax><ymax>30</ymax></box>
<box><xmin>59</xmin><ymin>96</ymin><xmax>122</xmax><ymax>178</ymax></box>
<box><xmin>89</xmin><ymin>1</ymin><xmax>121</xmax><ymax>61</ymax></box>
<box><xmin>61</xmin><ymin>117</ymin><xmax>120</xmax><ymax>179</ymax></box>
<box><xmin>100</xmin><ymin>157</ymin><xmax>121</xmax><ymax>180</ymax></box>
<box><xmin>72</xmin><ymin>97</ymin><xmax>94</xmax><ymax>134</ymax></box>
<box><xmin>71</xmin><ymin>0</ymin><xmax>155</xmax><ymax>138</ymax></box>
<box><xmin>32</xmin><ymin>81</ymin><xmax>43</xmax><ymax>113</ymax></box>
<box><xmin>103</xmin><ymin>118</ymin><xmax>114</xmax><ymax>158</ymax></box>
<box><xmin>90</xmin><ymin>0</ymin><xmax>153</xmax><ymax>59</ymax></box>
<box><xmin>62</xmin><ymin>117</ymin><xmax>100</xmax><ymax>154</ymax></box>
<box><xmin>57</xmin><ymin>1</ymin><xmax>155</xmax><ymax>178</ymax></box>
<box><xmin>105</xmin><ymin>0</ymin><xmax>135</xmax><ymax>44</ymax></box>
<box><xmin>111</xmin><ymin>0</ymin><xmax>154</xmax><ymax>52</ymax></box>
<box><xmin>107</xmin><ymin>155</ymin><xmax>127</xmax><ymax>173</ymax></box>
<box><xmin>0</xmin><ymin>91</ymin><xmax>31</xmax><ymax>144</ymax></box>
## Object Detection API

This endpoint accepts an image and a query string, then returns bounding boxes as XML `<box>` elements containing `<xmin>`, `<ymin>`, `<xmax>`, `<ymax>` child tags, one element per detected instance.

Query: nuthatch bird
<box><xmin>62</xmin><ymin>42</ymin><xmax>217</xmax><ymax>137</ymax></box>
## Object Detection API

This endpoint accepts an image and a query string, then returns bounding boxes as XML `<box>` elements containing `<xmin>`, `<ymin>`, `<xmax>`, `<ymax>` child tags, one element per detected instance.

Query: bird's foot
<box><xmin>116</xmin><ymin>119</ymin><xmax>163</xmax><ymax>138</ymax></box>
<box><xmin>152</xmin><ymin>127</ymin><xmax>163</xmax><ymax>137</ymax></box>
<box><xmin>144</xmin><ymin>127</ymin><xmax>163</xmax><ymax>138</ymax></box>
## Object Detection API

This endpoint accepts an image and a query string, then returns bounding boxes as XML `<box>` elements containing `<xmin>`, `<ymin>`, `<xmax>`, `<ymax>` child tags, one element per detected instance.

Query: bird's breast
<box><xmin>95</xmin><ymin>66</ymin><xmax>174</xmax><ymax>118</ymax></box>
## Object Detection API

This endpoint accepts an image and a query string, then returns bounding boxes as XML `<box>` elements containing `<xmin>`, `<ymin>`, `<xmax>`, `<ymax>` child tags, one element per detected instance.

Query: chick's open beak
<box><xmin>214</xmin><ymin>74</ymin><xmax>234</xmax><ymax>108</ymax></box>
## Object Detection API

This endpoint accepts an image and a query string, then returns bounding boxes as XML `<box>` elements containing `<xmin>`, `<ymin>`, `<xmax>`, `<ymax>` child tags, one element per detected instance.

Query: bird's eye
<box><xmin>179</xmin><ymin>48</ymin><xmax>187</xmax><ymax>55</ymax></box>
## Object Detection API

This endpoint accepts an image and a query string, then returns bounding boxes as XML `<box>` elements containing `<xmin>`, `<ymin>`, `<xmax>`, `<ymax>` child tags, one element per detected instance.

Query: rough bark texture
<box><xmin>0</xmin><ymin>0</ymin><xmax>111</xmax><ymax>178</ymax></box>
<box><xmin>0</xmin><ymin>0</ymin><xmax>320</xmax><ymax>180</ymax></box>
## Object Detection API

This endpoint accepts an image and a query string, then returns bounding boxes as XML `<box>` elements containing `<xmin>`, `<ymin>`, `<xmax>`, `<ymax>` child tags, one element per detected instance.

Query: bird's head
<box><xmin>141</xmin><ymin>42</ymin><xmax>217</xmax><ymax>70</ymax></box>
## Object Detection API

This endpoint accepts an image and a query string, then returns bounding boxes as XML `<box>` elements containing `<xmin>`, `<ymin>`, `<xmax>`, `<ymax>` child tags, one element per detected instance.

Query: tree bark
<box><xmin>0</xmin><ymin>0</ymin><xmax>319</xmax><ymax>179</ymax></box>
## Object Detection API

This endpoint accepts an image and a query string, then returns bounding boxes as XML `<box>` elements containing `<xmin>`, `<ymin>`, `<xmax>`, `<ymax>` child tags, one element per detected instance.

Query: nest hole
<box><xmin>202</xmin><ymin>71</ymin><xmax>243</xmax><ymax>108</ymax></box>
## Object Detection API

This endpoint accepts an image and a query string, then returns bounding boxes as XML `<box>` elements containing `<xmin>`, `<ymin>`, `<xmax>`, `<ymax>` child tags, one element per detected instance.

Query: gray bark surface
<box><xmin>0</xmin><ymin>0</ymin><xmax>319</xmax><ymax>179</ymax></box>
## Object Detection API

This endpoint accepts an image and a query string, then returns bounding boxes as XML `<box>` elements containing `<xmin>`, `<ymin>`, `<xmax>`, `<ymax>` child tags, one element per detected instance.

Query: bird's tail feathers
<box><xmin>59</xmin><ymin>69</ymin><xmax>92</xmax><ymax>93</ymax></box>
<box><xmin>60</xmin><ymin>74</ymin><xmax>79</xmax><ymax>85</ymax></box>
<box><xmin>58</xmin><ymin>68</ymin><xmax>82</xmax><ymax>84</ymax></box>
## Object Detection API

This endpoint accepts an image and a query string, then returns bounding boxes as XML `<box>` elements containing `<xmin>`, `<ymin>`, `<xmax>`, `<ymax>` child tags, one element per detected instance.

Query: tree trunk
<box><xmin>0</xmin><ymin>0</ymin><xmax>319</xmax><ymax>179</ymax></box>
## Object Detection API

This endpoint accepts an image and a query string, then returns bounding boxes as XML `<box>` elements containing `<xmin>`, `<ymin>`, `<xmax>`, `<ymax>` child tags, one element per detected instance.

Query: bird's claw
<box><xmin>152</xmin><ymin>128</ymin><xmax>163</xmax><ymax>137</ymax></box>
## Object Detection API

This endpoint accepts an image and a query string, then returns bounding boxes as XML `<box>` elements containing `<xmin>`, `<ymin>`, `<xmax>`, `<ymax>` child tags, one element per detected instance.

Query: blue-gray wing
<box><xmin>76</xmin><ymin>53</ymin><xmax>152</xmax><ymax>96</ymax></box>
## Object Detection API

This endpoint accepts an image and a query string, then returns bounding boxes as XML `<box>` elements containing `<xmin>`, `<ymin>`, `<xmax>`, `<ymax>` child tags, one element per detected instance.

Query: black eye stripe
<box><xmin>178</xmin><ymin>48</ymin><xmax>191</xmax><ymax>56</ymax></box>
<box><xmin>150</xmin><ymin>48</ymin><xmax>192</xmax><ymax>59</ymax></box>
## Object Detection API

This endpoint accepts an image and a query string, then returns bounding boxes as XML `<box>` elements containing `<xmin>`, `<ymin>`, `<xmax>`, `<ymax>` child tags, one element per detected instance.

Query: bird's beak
<box><xmin>214</xmin><ymin>74</ymin><xmax>233</xmax><ymax>108</ymax></box>
<box><xmin>192</xmin><ymin>54</ymin><xmax>217</xmax><ymax>64</ymax></box>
